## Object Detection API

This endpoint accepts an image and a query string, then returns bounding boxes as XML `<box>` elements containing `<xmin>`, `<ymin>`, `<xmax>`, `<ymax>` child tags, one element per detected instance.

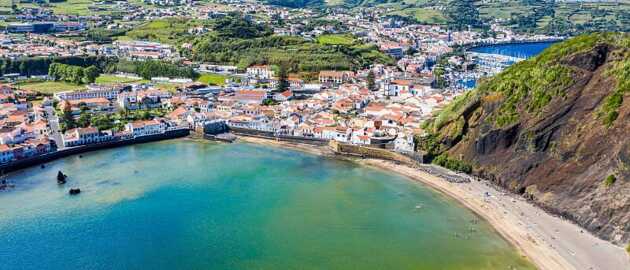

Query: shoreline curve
<box><xmin>235</xmin><ymin>135</ymin><xmax>630</xmax><ymax>270</ymax></box>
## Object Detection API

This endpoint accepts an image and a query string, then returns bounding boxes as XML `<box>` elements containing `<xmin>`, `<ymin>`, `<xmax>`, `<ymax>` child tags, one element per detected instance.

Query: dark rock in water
<box><xmin>41</xmin><ymin>164</ymin><xmax>45</xmax><ymax>169</ymax></box>
<box><xmin>57</xmin><ymin>171</ymin><xmax>67</xmax><ymax>184</ymax></box>
<box><xmin>69</xmin><ymin>188</ymin><xmax>81</xmax><ymax>195</ymax></box>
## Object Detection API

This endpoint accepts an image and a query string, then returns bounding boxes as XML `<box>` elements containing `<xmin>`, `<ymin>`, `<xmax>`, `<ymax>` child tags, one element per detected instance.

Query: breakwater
<box><xmin>0</xmin><ymin>128</ymin><xmax>189</xmax><ymax>173</ymax></box>
<box><xmin>329</xmin><ymin>140</ymin><xmax>422</xmax><ymax>163</ymax></box>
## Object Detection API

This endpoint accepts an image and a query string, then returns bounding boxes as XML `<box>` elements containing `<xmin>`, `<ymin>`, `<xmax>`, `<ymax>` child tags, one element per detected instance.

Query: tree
<box><xmin>275</xmin><ymin>64</ymin><xmax>289</xmax><ymax>92</ymax></box>
<box><xmin>19</xmin><ymin>62</ymin><xmax>27</xmax><ymax>76</ymax></box>
<box><xmin>367</xmin><ymin>70</ymin><xmax>376</xmax><ymax>91</ymax></box>
<box><xmin>82</xmin><ymin>66</ymin><xmax>100</xmax><ymax>84</ymax></box>
<box><xmin>77</xmin><ymin>112</ymin><xmax>91</xmax><ymax>128</ymax></box>
<box><xmin>60</xmin><ymin>101</ymin><xmax>76</xmax><ymax>131</ymax></box>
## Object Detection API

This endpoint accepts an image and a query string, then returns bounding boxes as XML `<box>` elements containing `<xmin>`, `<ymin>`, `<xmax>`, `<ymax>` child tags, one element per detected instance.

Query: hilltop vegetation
<box><xmin>419</xmin><ymin>33</ymin><xmax>630</xmax><ymax>245</ymax></box>
<box><xmin>112</xmin><ymin>15</ymin><xmax>392</xmax><ymax>72</ymax></box>
<box><xmin>122</xmin><ymin>18</ymin><xmax>212</xmax><ymax>45</ymax></box>
<box><xmin>189</xmin><ymin>14</ymin><xmax>394</xmax><ymax>71</ymax></box>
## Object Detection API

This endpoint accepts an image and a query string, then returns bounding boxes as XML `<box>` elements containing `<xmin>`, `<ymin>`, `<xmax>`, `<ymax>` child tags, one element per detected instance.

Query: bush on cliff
<box><xmin>432</xmin><ymin>154</ymin><xmax>473</xmax><ymax>174</ymax></box>
<box><xmin>603</xmin><ymin>174</ymin><xmax>617</xmax><ymax>187</ymax></box>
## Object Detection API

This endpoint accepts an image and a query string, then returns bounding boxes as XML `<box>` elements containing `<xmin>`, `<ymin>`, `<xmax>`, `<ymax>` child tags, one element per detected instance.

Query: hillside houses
<box><xmin>246</xmin><ymin>65</ymin><xmax>274</xmax><ymax>80</ymax></box>
<box><xmin>319</xmin><ymin>71</ymin><xmax>355</xmax><ymax>86</ymax></box>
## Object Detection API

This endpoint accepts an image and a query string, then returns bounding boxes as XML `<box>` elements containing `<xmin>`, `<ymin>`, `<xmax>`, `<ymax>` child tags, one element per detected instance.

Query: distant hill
<box><xmin>263</xmin><ymin>0</ymin><xmax>630</xmax><ymax>34</ymax></box>
<box><xmin>419</xmin><ymin>33</ymin><xmax>630</xmax><ymax>245</ymax></box>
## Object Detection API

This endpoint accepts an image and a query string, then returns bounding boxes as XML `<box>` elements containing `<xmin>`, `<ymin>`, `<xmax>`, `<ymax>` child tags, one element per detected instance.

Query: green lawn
<box><xmin>317</xmin><ymin>34</ymin><xmax>356</xmax><ymax>46</ymax></box>
<box><xmin>50</xmin><ymin>0</ymin><xmax>93</xmax><ymax>15</ymax></box>
<box><xmin>197</xmin><ymin>73</ymin><xmax>228</xmax><ymax>86</ymax></box>
<box><xmin>16</xmin><ymin>81</ymin><xmax>85</xmax><ymax>94</ymax></box>
<box><xmin>95</xmin><ymin>74</ymin><xmax>147</xmax><ymax>85</ymax></box>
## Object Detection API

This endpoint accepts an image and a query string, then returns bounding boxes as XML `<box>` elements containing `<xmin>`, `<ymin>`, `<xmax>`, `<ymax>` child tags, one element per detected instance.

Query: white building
<box><xmin>62</xmin><ymin>127</ymin><xmax>113</xmax><ymax>147</ymax></box>
<box><xmin>394</xmin><ymin>132</ymin><xmax>415</xmax><ymax>153</ymax></box>
<box><xmin>246</xmin><ymin>65</ymin><xmax>274</xmax><ymax>80</ymax></box>
<box><xmin>55</xmin><ymin>88</ymin><xmax>120</xmax><ymax>101</ymax></box>
<box><xmin>125</xmin><ymin>119</ymin><xmax>167</xmax><ymax>138</ymax></box>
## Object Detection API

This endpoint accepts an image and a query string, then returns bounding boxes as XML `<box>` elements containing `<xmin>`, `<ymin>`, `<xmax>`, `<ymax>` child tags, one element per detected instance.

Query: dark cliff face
<box><xmin>424</xmin><ymin>34</ymin><xmax>630</xmax><ymax>245</ymax></box>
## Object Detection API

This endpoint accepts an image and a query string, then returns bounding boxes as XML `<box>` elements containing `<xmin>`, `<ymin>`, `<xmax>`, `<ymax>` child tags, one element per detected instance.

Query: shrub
<box><xmin>600</xmin><ymin>59</ymin><xmax>630</xmax><ymax>127</ymax></box>
<box><xmin>603</xmin><ymin>174</ymin><xmax>617</xmax><ymax>187</ymax></box>
<box><xmin>432</xmin><ymin>153</ymin><xmax>473</xmax><ymax>174</ymax></box>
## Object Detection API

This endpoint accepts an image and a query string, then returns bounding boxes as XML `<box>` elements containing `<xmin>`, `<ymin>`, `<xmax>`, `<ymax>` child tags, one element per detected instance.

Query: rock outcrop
<box><xmin>421</xmin><ymin>33</ymin><xmax>630</xmax><ymax>245</ymax></box>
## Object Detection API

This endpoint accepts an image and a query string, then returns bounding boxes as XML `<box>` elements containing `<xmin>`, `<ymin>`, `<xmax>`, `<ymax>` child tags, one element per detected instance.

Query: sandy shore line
<box><xmin>237</xmin><ymin>136</ymin><xmax>630</xmax><ymax>270</ymax></box>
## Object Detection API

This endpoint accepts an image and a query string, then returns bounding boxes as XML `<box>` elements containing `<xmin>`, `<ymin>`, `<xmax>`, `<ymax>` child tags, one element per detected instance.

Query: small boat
<box><xmin>68</xmin><ymin>188</ymin><xmax>81</xmax><ymax>195</ymax></box>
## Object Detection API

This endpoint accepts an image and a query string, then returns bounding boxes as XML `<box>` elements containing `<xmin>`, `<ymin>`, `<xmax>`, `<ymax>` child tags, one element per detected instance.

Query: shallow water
<box><xmin>0</xmin><ymin>140</ymin><xmax>534</xmax><ymax>270</ymax></box>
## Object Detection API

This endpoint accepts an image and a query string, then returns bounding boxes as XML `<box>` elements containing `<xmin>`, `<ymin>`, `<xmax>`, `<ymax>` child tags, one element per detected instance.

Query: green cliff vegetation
<box><xmin>419</xmin><ymin>33</ymin><xmax>630</xmax><ymax>173</ymax></box>
<box><xmin>600</xmin><ymin>56</ymin><xmax>630</xmax><ymax>127</ymax></box>
<box><xmin>432</xmin><ymin>153</ymin><xmax>473</xmax><ymax>173</ymax></box>
<box><xmin>603</xmin><ymin>174</ymin><xmax>617</xmax><ymax>187</ymax></box>
<box><xmin>433</xmin><ymin>33</ymin><xmax>630</xmax><ymax>129</ymax></box>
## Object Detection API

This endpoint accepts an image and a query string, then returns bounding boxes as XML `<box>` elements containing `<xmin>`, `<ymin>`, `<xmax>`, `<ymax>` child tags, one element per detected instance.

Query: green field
<box><xmin>95</xmin><ymin>74</ymin><xmax>147</xmax><ymax>85</ymax></box>
<box><xmin>197</xmin><ymin>73</ymin><xmax>228</xmax><ymax>86</ymax></box>
<box><xmin>16</xmin><ymin>81</ymin><xmax>85</xmax><ymax>94</ymax></box>
<box><xmin>317</xmin><ymin>34</ymin><xmax>356</xmax><ymax>45</ymax></box>
<box><xmin>388</xmin><ymin>7</ymin><xmax>449</xmax><ymax>25</ymax></box>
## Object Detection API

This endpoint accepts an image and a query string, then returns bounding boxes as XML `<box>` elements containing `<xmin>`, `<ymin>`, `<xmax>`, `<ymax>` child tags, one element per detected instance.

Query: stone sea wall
<box><xmin>329</xmin><ymin>141</ymin><xmax>422</xmax><ymax>164</ymax></box>
<box><xmin>0</xmin><ymin>129</ymin><xmax>190</xmax><ymax>173</ymax></box>
<box><xmin>229</xmin><ymin>127</ymin><xmax>329</xmax><ymax>146</ymax></box>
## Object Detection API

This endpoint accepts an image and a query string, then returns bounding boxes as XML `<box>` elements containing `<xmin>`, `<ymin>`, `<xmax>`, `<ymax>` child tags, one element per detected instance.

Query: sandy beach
<box><xmin>237</xmin><ymin>136</ymin><xmax>630</xmax><ymax>270</ymax></box>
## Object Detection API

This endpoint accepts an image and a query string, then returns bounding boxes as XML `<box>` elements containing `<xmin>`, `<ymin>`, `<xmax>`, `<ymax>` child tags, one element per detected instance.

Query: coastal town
<box><xmin>1</xmin><ymin>0</ymin><xmax>630</xmax><ymax>270</ymax></box>
<box><xmin>0</xmin><ymin>0</ymin><xmax>563</xmax><ymax>168</ymax></box>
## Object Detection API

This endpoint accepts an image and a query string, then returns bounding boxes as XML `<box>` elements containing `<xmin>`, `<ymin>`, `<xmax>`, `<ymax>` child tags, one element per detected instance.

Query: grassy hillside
<box><xmin>419</xmin><ymin>33</ymin><xmax>630</xmax><ymax>245</ymax></box>
<box><xmin>429</xmin><ymin>33</ymin><xmax>630</xmax><ymax>134</ymax></box>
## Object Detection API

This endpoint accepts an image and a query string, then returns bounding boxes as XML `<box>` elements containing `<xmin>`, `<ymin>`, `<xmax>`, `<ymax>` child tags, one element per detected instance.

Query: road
<box><xmin>44</xmin><ymin>106</ymin><xmax>63</xmax><ymax>149</ymax></box>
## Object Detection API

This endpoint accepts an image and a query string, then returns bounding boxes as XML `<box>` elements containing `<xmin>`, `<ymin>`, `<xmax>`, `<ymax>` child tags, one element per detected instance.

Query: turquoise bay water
<box><xmin>0</xmin><ymin>140</ymin><xmax>534</xmax><ymax>270</ymax></box>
